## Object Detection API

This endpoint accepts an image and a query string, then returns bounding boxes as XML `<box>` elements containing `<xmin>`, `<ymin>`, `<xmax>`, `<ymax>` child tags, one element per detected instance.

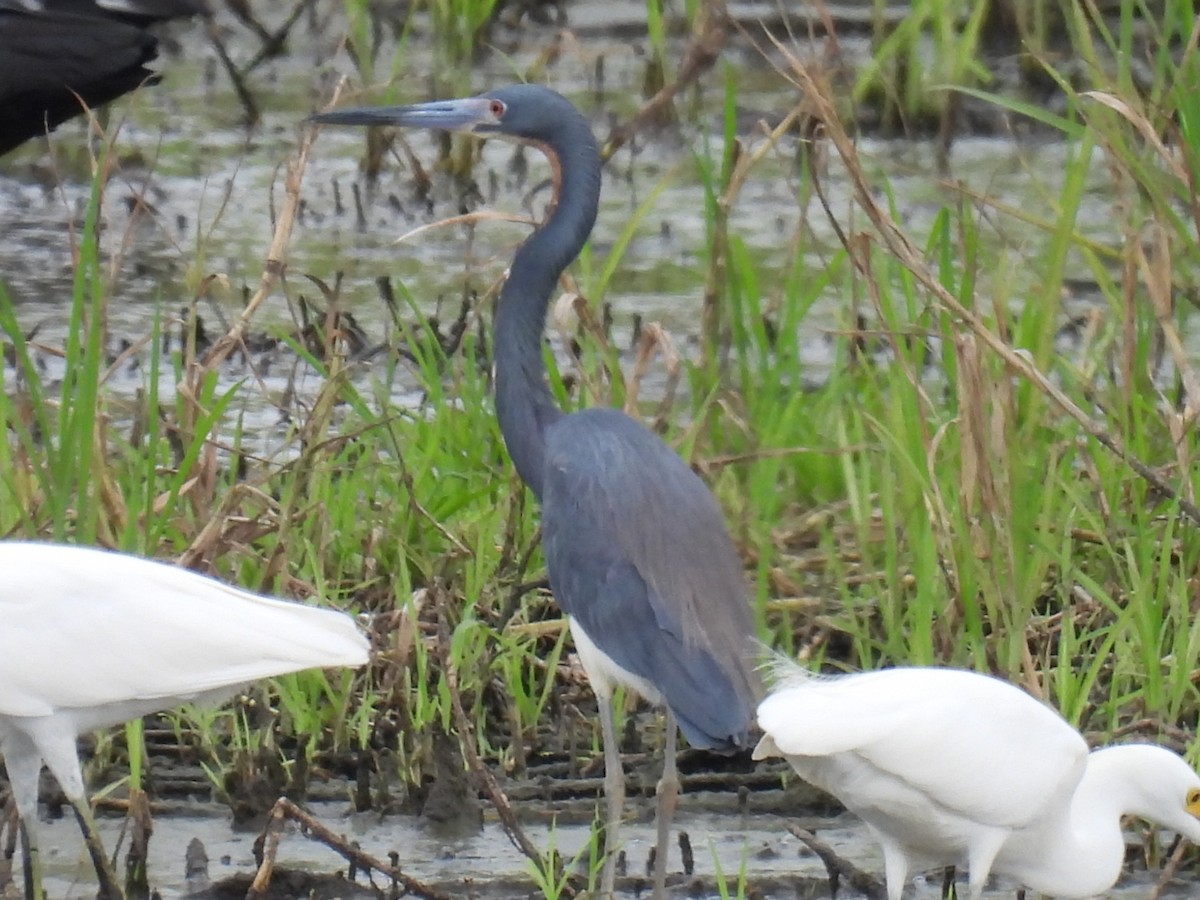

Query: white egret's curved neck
<box><xmin>493</xmin><ymin>108</ymin><xmax>601</xmax><ymax>498</ymax></box>
<box><xmin>999</xmin><ymin>747</ymin><xmax>1172</xmax><ymax>896</ymax></box>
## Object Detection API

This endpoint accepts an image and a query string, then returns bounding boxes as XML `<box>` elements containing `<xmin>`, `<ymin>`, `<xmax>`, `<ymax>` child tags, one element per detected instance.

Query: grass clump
<box><xmin>736</xmin><ymin>29</ymin><xmax>1200</xmax><ymax>743</ymax></box>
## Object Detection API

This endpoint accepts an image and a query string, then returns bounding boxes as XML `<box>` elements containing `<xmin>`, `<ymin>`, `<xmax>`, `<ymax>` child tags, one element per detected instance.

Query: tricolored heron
<box><xmin>311</xmin><ymin>84</ymin><xmax>760</xmax><ymax>897</ymax></box>
<box><xmin>754</xmin><ymin>659</ymin><xmax>1200</xmax><ymax>899</ymax></box>
<box><xmin>0</xmin><ymin>542</ymin><xmax>370</xmax><ymax>900</ymax></box>
<box><xmin>0</xmin><ymin>0</ymin><xmax>204</xmax><ymax>156</ymax></box>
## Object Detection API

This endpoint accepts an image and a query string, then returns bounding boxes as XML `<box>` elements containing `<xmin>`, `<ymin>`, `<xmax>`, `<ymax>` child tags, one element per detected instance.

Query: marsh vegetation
<box><xmin>2</xmin><ymin>0</ymin><xmax>1200</xmax><ymax>896</ymax></box>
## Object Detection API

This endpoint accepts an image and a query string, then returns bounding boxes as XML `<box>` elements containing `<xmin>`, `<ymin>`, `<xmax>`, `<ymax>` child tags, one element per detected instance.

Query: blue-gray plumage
<box><xmin>311</xmin><ymin>84</ymin><xmax>760</xmax><ymax>899</ymax></box>
<box><xmin>543</xmin><ymin>409</ymin><xmax>756</xmax><ymax>750</ymax></box>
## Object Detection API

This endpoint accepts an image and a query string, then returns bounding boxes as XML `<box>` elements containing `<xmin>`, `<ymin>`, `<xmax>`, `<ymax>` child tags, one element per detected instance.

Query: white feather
<box><xmin>755</xmin><ymin>656</ymin><xmax>1200</xmax><ymax>900</ymax></box>
<box><xmin>756</xmin><ymin>662</ymin><xmax>1085</xmax><ymax>827</ymax></box>
<box><xmin>0</xmin><ymin>543</ymin><xmax>369</xmax><ymax>720</ymax></box>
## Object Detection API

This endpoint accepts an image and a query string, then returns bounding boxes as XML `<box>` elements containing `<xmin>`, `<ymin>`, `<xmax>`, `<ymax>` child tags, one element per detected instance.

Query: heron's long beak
<box><xmin>309</xmin><ymin>97</ymin><xmax>493</xmax><ymax>132</ymax></box>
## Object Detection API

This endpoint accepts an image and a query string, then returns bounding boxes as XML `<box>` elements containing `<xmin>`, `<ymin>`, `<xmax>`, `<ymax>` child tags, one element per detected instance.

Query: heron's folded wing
<box><xmin>542</xmin><ymin>408</ymin><xmax>759</xmax><ymax>749</ymax></box>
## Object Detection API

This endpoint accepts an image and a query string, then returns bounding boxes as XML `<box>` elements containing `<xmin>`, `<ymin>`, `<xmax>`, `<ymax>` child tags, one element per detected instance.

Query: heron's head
<box><xmin>310</xmin><ymin>84</ymin><xmax>577</xmax><ymax>146</ymax></box>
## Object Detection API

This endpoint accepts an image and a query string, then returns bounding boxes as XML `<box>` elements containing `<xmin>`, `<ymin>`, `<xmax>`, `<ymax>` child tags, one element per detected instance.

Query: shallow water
<box><xmin>24</xmin><ymin>800</ymin><xmax>1200</xmax><ymax>899</ymax></box>
<box><xmin>0</xmin><ymin>3</ymin><xmax>1174</xmax><ymax>439</ymax></box>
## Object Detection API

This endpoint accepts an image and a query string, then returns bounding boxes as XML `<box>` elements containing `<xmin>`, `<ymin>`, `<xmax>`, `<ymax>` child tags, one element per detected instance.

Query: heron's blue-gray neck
<box><xmin>494</xmin><ymin>115</ymin><xmax>601</xmax><ymax>499</ymax></box>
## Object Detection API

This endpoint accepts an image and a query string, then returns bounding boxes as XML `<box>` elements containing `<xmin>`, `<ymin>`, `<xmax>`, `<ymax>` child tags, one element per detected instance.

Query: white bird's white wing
<box><xmin>756</xmin><ymin>664</ymin><xmax>1088</xmax><ymax>829</ymax></box>
<box><xmin>0</xmin><ymin>544</ymin><xmax>370</xmax><ymax>718</ymax></box>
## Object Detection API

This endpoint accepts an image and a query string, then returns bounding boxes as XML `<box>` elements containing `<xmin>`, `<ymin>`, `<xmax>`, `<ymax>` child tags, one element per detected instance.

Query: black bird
<box><xmin>0</xmin><ymin>0</ymin><xmax>205</xmax><ymax>156</ymax></box>
<box><xmin>311</xmin><ymin>85</ymin><xmax>761</xmax><ymax>898</ymax></box>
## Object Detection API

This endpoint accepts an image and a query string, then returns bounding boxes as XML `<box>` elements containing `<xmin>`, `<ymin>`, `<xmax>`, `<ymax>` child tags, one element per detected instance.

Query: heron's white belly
<box><xmin>569</xmin><ymin>617</ymin><xmax>662</xmax><ymax>705</ymax></box>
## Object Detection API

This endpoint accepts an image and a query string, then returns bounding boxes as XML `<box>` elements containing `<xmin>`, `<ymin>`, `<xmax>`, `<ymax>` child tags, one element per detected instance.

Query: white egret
<box><xmin>754</xmin><ymin>659</ymin><xmax>1200</xmax><ymax>899</ymax></box>
<box><xmin>0</xmin><ymin>542</ymin><xmax>371</xmax><ymax>900</ymax></box>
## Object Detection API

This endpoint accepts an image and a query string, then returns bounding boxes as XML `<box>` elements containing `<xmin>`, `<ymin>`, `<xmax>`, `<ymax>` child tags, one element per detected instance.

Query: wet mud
<box><xmin>6</xmin><ymin>736</ymin><xmax>1199</xmax><ymax>899</ymax></box>
<box><xmin>16</xmin><ymin>778</ymin><xmax>1200</xmax><ymax>898</ymax></box>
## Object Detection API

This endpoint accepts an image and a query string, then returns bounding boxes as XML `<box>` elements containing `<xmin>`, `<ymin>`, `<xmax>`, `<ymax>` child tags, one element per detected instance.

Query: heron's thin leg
<box><xmin>965</xmin><ymin>831</ymin><xmax>1006</xmax><ymax>900</ymax></box>
<box><xmin>598</xmin><ymin>694</ymin><xmax>624</xmax><ymax>898</ymax></box>
<box><xmin>18</xmin><ymin>821</ymin><xmax>40</xmax><ymax>900</ymax></box>
<box><xmin>69</xmin><ymin>795</ymin><xmax>124</xmax><ymax>900</ymax></box>
<box><xmin>4</xmin><ymin>735</ymin><xmax>46</xmax><ymax>900</ymax></box>
<box><xmin>879</xmin><ymin>838</ymin><xmax>909</xmax><ymax>900</ymax></box>
<box><xmin>651</xmin><ymin>710</ymin><xmax>679</xmax><ymax>900</ymax></box>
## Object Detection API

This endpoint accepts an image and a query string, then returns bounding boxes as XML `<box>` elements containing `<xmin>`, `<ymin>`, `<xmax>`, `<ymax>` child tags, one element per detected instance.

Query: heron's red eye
<box><xmin>489</xmin><ymin>99</ymin><xmax>506</xmax><ymax>118</ymax></box>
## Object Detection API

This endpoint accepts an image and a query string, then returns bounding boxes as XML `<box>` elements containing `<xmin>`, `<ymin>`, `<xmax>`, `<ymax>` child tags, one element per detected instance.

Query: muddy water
<box><xmin>0</xmin><ymin>4</ymin><xmax>1159</xmax><ymax>440</ymax></box>
<box><xmin>24</xmin><ymin>798</ymin><xmax>1200</xmax><ymax>899</ymax></box>
<box><xmin>32</xmin><ymin>804</ymin><xmax>846</xmax><ymax>898</ymax></box>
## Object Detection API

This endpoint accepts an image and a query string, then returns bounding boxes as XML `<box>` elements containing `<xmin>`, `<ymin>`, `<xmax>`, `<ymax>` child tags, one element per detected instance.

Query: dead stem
<box><xmin>600</xmin><ymin>0</ymin><xmax>732</xmax><ymax>163</ymax></box>
<box><xmin>1149</xmin><ymin>836</ymin><xmax>1191</xmax><ymax>900</ymax></box>
<box><xmin>430</xmin><ymin>590</ymin><xmax>568</xmax><ymax>893</ymax></box>
<box><xmin>776</xmin><ymin>43</ymin><xmax>1200</xmax><ymax>527</ymax></box>
<box><xmin>197</xmin><ymin>79</ymin><xmax>343</xmax><ymax>373</ymax></box>
<box><xmin>246</xmin><ymin>797</ymin><xmax>450</xmax><ymax>900</ymax></box>
<box><xmin>625</xmin><ymin>322</ymin><xmax>681</xmax><ymax>428</ymax></box>
<box><xmin>784</xmin><ymin>820</ymin><xmax>886</xmax><ymax>900</ymax></box>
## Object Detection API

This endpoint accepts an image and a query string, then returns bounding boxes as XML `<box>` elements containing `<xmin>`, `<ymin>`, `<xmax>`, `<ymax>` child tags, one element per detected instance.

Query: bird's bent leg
<box><xmin>69</xmin><ymin>795</ymin><xmax>124</xmax><ymax>900</ymax></box>
<box><xmin>965</xmin><ymin>831</ymin><xmax>1006</xmax><ymax>900</ymax></box>
<box><xmin>878</xmin><ymin>839</ymin><xmax>909</xmax><ymax>900</ymax></box>
<box><xmin>598</xmin><ymin>695</ymin><xmax>624</xmax><ymax>898</ymax></box>
<box><xmin>652</xmin><ymin>709</ymin><xmax>680</xmax><ymax>900</ymax></box>
<box><xmin>3</xmin><ymin>734</ymin><xmax>46</xmax><ymax>900</ymax></box>
<box><xmin>31</xmin><ymin>719</ymin><xmax>125</xmax><ymax>900</ymax></box>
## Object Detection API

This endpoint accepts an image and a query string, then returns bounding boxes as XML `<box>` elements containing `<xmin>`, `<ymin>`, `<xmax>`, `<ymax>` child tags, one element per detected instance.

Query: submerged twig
<box><xmin>246</xmin><ymin>797</ymin><xmax>450</xmax><ymax>900</ymax></box>
<box><xmin>784</xmin><ymin>821</ymin><xmax>885</xmax><ymax>899</ymax></box>
<box><xmin>1149</xmin><ymin>835</ymin><xmax>1191</xmax><ymax>900</ymax></box>
<box><xmin>206</xmin><ymin>17</ymin><xmax>260</xmax><ymax>124</ymax></box>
